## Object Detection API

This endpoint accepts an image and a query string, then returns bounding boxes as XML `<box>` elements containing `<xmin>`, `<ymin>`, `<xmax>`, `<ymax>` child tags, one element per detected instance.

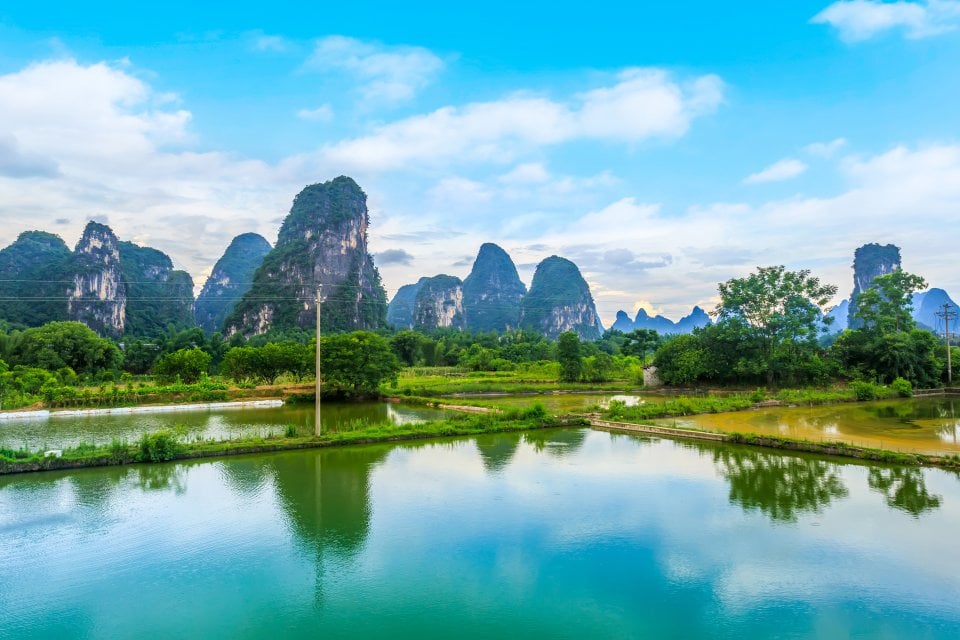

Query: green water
<box><xmin>0</xmin><ymin>402</ymin><xmax>450</xmax><ymax>451</ymax></box>
<box><xmin>2</xmin><ymin>430</ymin><xmax>959</xmax><ymax>638</ymax></box>
<box><xmin>657</xmin><ymin>397</ymin><xmax>960</xmax><ymax>456</ymax></box>
<box><xmin>454</xmin><ymin>392</ymin><xmax>657</xmax><ymax>412</ymax></box>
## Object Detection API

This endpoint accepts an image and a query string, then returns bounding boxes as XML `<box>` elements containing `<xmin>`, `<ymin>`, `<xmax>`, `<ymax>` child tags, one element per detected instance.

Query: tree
<box><xmin>153</xmin><ymin>347</ymin><xmax>211</xmax><ymax>384</ymax></box>
<box><xmin>621</xmin><ymin>329</ymin><xmax>661</xmax><ymax>363</ymax></box>
<box><xmin>390</xmin><ymin>330</ymin><xmax>424</xmax><ymax>366</ymax></box>
<box><xmin>556</xmin><ymin>331</ymin><xmax>582</xmax><ymax>382</ymax></box>
<box><xmin>653</xmin><ymin>334</ymin><xmax>705</xmax><ymax>385</ymax></box>
<box><xmin>220</xmin><ymin>346</ymin><xmax>261</xmax><ymax>382</ymax></box>
<box><xmin>854</xmin><ymin>269</ymin><xmax>927</xmax><ymax>334</ymax></box>
<box><xmin>320</xmin><ymin>331</ymin><xmax>401</xmax><ymax>396</ymax></box>
<box><xmin>9</xmin><ymin>321</ymin><xmax>121</xmax><ymax>375</ymax></box>
<box><xmin>715</xmin><ymin>266</ymin><xmax>837</xmax><ymax>385</ymax></box>
<box><xmin>834</xmin><ymin>269</ymin><xmax>940</xmax><ymax>385</ymax></box>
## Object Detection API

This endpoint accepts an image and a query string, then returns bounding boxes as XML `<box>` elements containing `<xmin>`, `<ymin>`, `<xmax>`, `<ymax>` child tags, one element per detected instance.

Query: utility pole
<box><xmin>936</xmin><ymin>302</ymin><xmax>957</xmax><ymax>385</ymax></box>
<box><xmin>315</xmin><ymin>285</ymin><xmax>322</xmax><ymax>435</ymax></box>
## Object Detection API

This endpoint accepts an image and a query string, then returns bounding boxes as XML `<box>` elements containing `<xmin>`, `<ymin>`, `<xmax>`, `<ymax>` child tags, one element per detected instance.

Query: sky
<box><xmin>0</xmin><ymin>0</ymin><xmax>958</xmax><ymax>325</ymax></box>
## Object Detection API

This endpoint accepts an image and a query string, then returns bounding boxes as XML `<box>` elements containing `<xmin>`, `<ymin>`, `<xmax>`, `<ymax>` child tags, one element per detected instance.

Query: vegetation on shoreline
<box><xmin>0</xmin><ymin>405</ymin><xmax>569</xmax><ymax>475</ymax></box>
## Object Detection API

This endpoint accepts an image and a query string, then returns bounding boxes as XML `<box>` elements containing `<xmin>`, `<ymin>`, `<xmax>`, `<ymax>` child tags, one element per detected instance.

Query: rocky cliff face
<box><xmin>225</xmin><ymin>176</ymin><xmax>387</xmax><ymax>336</ymax></box>
<box><xmin>462</xmin><ymin>243</ymin><xmax>527</xmax><ymax>332</ymax></box>
<box><xmin>194</xmin><ymin>233</ymin><xmax>271</xmax><ymax>334</ymax></box>
<box><xmin>119</xmin><ymin>241</ymin><xmax>195</xmax><ymax>337</ymax></box>
<box><xmin>67</xmin><ymin>222</ymin><xmax>126</xmax><ymax>336</ymax></box>
<box><xmin>848</xmin><ymin>243</ymin><xmax>901</xmax><ymax>329</ymax></box>
<box><xmin>387</xmin><ymin>278</ymin><xmax>427</xmax><ymax>329</ymax></box>
<box><xmin>0</xmin><ymin>231</ymin><xmax>72</xmax><ymax>328</ymax></box>
<box><xmin>413</xmin><ymin>275</ymin><xmax>465</xmax><ymax>330</ymax></box>
<box><xmin>520</xmin><ymin>256</ymin><xmax>601</xmax><ymax>340</ymax></box>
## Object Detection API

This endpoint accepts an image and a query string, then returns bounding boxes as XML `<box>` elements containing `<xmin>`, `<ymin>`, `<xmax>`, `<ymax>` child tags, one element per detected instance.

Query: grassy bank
<box><xmin>385</xmin><ymin>367</ymin><xmax>632</xmax><ymax>397</ymax></box>
<box><xmin>0</xmin><ymin>406</ymin><xmax>582</xmax><ymax>475</ymax></box>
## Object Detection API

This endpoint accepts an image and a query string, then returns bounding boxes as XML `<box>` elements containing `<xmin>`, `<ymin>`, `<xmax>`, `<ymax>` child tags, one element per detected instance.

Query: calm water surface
<box><xmin>2</xmin><ymin>429</ymin><xmax>959</xmax><ymax>638</ymax></box>
<box><xmin>0</xmin><ymin>402</ymin><xmax>449</xmax><ymax>450</ymax></box>
<box><xmin>657</xmin><ymin>397</ymin><xmax>960</xmax><ymax>456</ymax></box>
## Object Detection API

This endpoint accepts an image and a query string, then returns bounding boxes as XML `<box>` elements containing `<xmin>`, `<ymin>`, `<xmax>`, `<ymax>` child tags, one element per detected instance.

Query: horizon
<box><xmin>2</xmin><ymin>1</ymin><xmax>958</xmax><ymax>324</ymax></box>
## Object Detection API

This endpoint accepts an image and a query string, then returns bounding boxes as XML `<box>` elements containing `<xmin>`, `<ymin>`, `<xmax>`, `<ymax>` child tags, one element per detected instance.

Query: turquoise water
<box><xmin>2</xmin><ymin>430</ymin><xmax>960</xmax><ymax>638</ymax></box>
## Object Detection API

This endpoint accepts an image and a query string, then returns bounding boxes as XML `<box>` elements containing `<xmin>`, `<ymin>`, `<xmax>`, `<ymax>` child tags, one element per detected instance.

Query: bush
<box><xmin>137</xmin><ymin>431</ymin><xmax>181</xmax><ymax>462</ymax></box>
<box><xmin>891</xmin><ymin>377</ymin><xmax>913</xmax><ymax>398</ymax></box>
<box><xmin>850</xmin><ymin>380</ymin><xmax>882</xmax><ymax>401</ymax></box>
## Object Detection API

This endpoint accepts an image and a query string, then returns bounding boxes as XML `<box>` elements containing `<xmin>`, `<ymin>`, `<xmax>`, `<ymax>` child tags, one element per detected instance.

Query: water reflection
<box><xmin>523</xmin><ymin>428</ymin><xmax>588</xmax><ymax>458</ymax></box>
<box><xmin>475</xmin><ymin>432</ymin><xmax>522</xmax><ymax>472</ymax></box>
<box><xmin>868</xmin><ymin>467</ymin><xmax>942</xmax><ymax>517</ymax></box>
<box><xmin>710</xmin><ymin>446</ymin><xmax>849</xmax><ymax>522</ymax></box>
<box><xmin>269</xmin><ymin>445</ymin><xmax>389</xmax><ymax>555</ymax></box>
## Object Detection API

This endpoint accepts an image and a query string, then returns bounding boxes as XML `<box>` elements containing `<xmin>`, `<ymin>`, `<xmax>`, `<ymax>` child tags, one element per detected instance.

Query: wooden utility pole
<box><xmin>315</xmin><ymin>285</ymin><xmax>322</xmax><ymax>435</ymax></box>
<box><xmin>937</xmin><ymin>302</ymin><xmax>957</xmax><ymax>385</ymax></box>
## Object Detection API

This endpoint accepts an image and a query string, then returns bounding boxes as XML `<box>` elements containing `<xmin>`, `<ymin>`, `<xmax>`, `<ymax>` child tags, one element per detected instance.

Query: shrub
<box><xmin>850</xmin><ymin>380</ymin><xmax>881</xmax><ymax>401</ymax></box>
<box><xmin>891</xmin><ymin>377</ymin><xmax>913</xmax><ymax>398</ymax></box>
<box><xmin>137</xmin><ymin>431</ymin><xmax>181</xmax><ymax>462</ymax></box>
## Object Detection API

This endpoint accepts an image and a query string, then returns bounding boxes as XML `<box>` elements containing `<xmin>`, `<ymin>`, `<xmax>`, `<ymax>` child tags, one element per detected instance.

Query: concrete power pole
<box><xmin>937</xmin><ymin>302</ymin><xmax>957</xmax><ymax>385</ymax></box>
<box><xmin>315</xmin><ymin>285</ymin><xmax>322</xmax><ymax>435</ymax></box>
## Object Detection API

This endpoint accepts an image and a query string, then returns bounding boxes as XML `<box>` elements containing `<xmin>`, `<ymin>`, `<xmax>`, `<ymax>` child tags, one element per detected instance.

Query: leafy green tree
<box><xmin>153</xmin><ymin>347</ymin><xmax>212</xmax><ymax>384</ymax></box>
<box><xmin>582</xmin><ymin>352</ymin><xmax>614</xmax><ymax>383</ymax></box>
<box><xmin>259</xmin><ymin>342</ymin><xmax>312</xmax><ymax>383</ymax></box>
<box><xmin>854</xmin><ymin>270</ymin><xmax>927</xmax><ymax>334</ymax></box>
<box><xmin>220</xmin><ymin>346</ymin><xmax>261</xmax><ymax>381</ymax></box>
<box><xmin>621</xmin><ymin>329</ymin><xmax>661</xmax><ymax>363</ymax></box>
<box><xmin>556</xmin><ymin>331</ymin><xmax>582</xmax><ymax>382</ymax></box>
<box><xmin>320</xmin><ymin>331</ymin><xmax>401</xmax><ymax>396</ymax></box>
<box><xmin>715</xmin><ymin>266</ymin><xmax>837</xmax><ymax>385</ymax></box>
<box><xmin>833</xmin><ymin>269</ymin><xmax>941</xmax><ymax>385</ymax></box>
<box><xmin>653</xmin><ymin>334</ymin><xmax>706</xmax><ymax>385</ymax></box>
<box><xmin>390</xmin><ymin>330</ymin><xmax>425</xmax><ymax>366</ymax></box>
<box><xmin>10</xmin><ymin>321</ymin><xmax>121</xmax><ymax>375</ymax></box>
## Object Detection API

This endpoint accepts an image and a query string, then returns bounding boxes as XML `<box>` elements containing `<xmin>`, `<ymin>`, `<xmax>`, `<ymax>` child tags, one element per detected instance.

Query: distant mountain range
<box><xmin>609</xmin><ymin>306</ymin><xmax>712</xmax><ymax>335</ymax></box>
<box><xmin>1</xmin><ymin>183</ymin><xmax>956</xmax><ymax>343</ymax></box>
<box><xmin>388</xmin><ymin>246</ymin><xmax>603</xmax><ymax>340</ymax></box>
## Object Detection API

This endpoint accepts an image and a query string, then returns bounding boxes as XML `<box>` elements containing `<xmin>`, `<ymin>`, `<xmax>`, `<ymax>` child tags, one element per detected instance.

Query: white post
<box><xmin>315</xmin><ymin>285</ymin><xmax>322</xmax><ymax>435</ymax></box>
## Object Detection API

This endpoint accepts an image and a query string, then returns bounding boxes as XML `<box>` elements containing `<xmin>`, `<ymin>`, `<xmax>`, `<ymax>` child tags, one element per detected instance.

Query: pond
<box><xmin>0</xmin><ymin>401</ymin><xmax>451</xmax><ymax>451</ymax></box>
<box><xmin>450</xmin><ymin>392</ymin><xmax>658</xmax><ymax>412</ymax></box>
<box><xmin>2</xmin><ymin>429</ymin><xmax>959</xmax><ymax>638</ymax></box>
<box><xmin>654</xmin><ymin>397</ymin><xmax>960</xmax><ymax>456</ymax></box>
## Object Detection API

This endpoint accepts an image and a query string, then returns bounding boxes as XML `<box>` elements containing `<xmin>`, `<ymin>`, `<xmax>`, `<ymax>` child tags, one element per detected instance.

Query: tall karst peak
<box><xmin>519</xmin><ymin>255</ymin><xmax>602</xmax><ymax>340</ymax></box>
<box><xmin>226</xmin><ymin>176</ymin><xmax>387</xmax><ymax>336</ymax></box>
<box><xmin>67</xmin><ymin>221</ymin><xmax>126</xmax><ymax>336</ymax></box>
<box><xmin>118</xmin><ymin>241</ymin><xmax>195</xmax><ymax>337</ymax></box>
<box><xmin>414</xmin><ymin>274</ymin><xmax>465</xmax><ymax>331</ymax></box>
<box><xmin>848</xmin><ymin>243</ymin><xmax>901</xmax><ymax>329</ymax></box>
<box><xmin>0</xmin><ymin>231</ymin><xmax>73</xmax><ymax>329</ymax></box>
<box><xmin>462</xmin><ymin>243</ymin><xmax>527</xmax><ymax>332</ymax></box>
<box><xmin>387</xmin><ymin>277</ymin><xmax>429</xmax><ymax>329</ymax></box>
<box><xmin>194</xmin><ymin>233</ymin><xmax>272</xmax><ymax>334</ymax></box>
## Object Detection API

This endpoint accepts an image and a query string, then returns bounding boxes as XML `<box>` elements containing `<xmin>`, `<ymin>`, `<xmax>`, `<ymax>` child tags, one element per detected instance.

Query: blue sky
<box><xmin>1</xmin><ymin>1</ymin><xmax>958</xmax><ymax>323</ymax></box>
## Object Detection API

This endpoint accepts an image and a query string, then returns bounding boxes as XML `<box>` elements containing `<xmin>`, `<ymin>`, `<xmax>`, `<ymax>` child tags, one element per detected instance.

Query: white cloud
<box><xmin>306</xmin><ymin>35</ymin><xmax>445</xmax><ymax>105</ymax></box>
<box><xmin>812</xmin><ymin>1</ymin><xmax>960</xmax><ymax>42</ymax></box>
<box><xmin>804</xmin><ymin>137</ymin><xmax>848</xmax><ymax>158</ymax></box>
<box><xmin>321</xmin><ymin>68</ymin><xmax>724</xmax><ymax>172</ymax></box>
<box><xmin>251</xmin><ymin>33</ymin><xmax>290</xmax><ymax>52</ymax></box>
<box><xmin>0</xmin><ymin>58</ymin><xmax>311</xmax><ymax>290</ymax></box>
<box><xmin>498</xmin><ymin>163</ymin><xmax>552</xmax><ymax>185</ymax></box>
<box><xmin>428</xmin><ymin>176</ymin><xmax>493</xmax><ymax>208</ymax></box>
<box><xmin>296</xmin><ymin>104</ymin><xmax>334</xmax><ymax>122</ymax></box>
<box><xmin>743</xmin><ymin>158</ymin><xmax>808</xmax><ymax>184</ymax></box>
